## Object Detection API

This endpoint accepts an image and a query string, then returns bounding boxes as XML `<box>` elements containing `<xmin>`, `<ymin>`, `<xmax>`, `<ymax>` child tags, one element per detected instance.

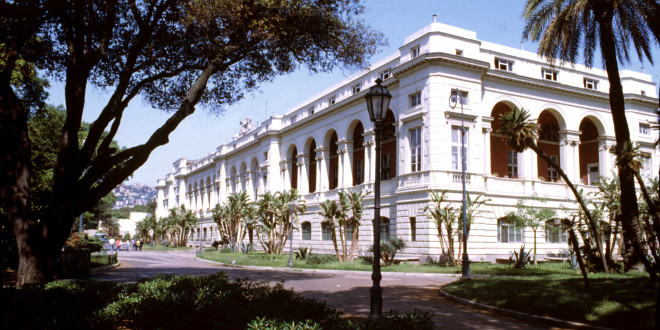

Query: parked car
<box><xmin>93</xmin><ymin>232</ymin><xmax>108</xmax><ymax>243</ymax></box>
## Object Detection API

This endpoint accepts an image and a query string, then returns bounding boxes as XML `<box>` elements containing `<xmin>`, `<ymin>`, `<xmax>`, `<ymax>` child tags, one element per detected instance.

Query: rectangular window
<box><xmin>409</xmin><ymin>92</ymin><xmax>422</xmax><ymax>108</ymax></box>
<box><xmin>329</xmin><ymin>95</ymin><xmax>336</xmax><ymax>105</ymax></box>
<box><xmin>542</xmin><ymin>68</ymin><xmax>558</xmax><ymax>81</ymax></box>
<box><xmin>507</xmin><ymin>150</ymin><xmax>518</xmax><ymax>178</ymax></box>
<box><xmin>410</xmin><ymin>45</ymin><xmax>420</xmax><ymax>59</ymax></box>
<box><xmin>410</xmin><ymin>127</ymin><xmax>422</xmax><ymax>172</ymax></box>
<box><xmin>382</xmin><ymin>154</ymin><xmax>391</xmax><ymax>180</ymax></box>
<box><xmin>322</xmin><ymin>223</ymin><xmax>333</xmax><ymax>241</ymax></box>
<box><xmin>302</xmin><ymin>223</ymin><xmax>311</xmax><ymax>240</ymax></box>
<box><xmin>410</xmin><ymin>217</ymin><xmax>417</xmax><ymax>241</ymax></box>
<box><xmin>494</xmin><ymin>58</ymin><xmax>513</xmax><ymax>72</ymax></box>
<box><xmin>545</xmin><ymin>220</ymin><xmax>567</xmax><ymax>243</ymax></box>
<box><xmin>450</xmin><ymin>90</ymin><xmax>469</xmax><ymax>106</ymax></box>
<box><xmin>640</xmin><ymin>123</ymin><xmax>650</xmax><ymax>135</ymax></box>
<box><xmin>346</xmin><ymin>225</ymin><xmax>353</xmax><ymax>242</ymax></box>
<box><xmin>352</xmin><ymin>83</ymin><xmax>362</xmax><ymax>95</ymax></box>
<box><xmin>498</xmin><ymin>219</ymin><xmax>522</xmax><ymax>243</ymax></box>
<box><xmin>290</xmin><ymin>115</ymin><xmax>296</xmax><ymax>124</ymax></box>
<box><xmin>308</xmin><ymin>106</ymin><xmax>315</xmax><ymax>116</ymax></box>
<box><xmin>642</xmin><ymin>155</ymin><xmax>652</xmax><ymax>180</ymax></box>
<box><xmin>583</xmin><ymin>78</ymin><xmax>598</xmax><ymax>90</ymax></box>
<box><xmin>548</xmin><ymin>155</ymin><xmax>559</xmax><ymax>182</ymax></box>
<box><xmin>379</xmin><ymin>68</ymin><xmax>391</xmax><ymax>80</ymax></box>
<box><xmin>451</xmin><ymin>126</ymin><xmax>468</xmax><ymax>171</ymax></box>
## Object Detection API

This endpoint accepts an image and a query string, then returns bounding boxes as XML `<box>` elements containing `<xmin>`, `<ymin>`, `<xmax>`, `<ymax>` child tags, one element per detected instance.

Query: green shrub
<box><xmin>512</xmin><ymin>245</ymin><xmax>531</xmax><ymax>269</ymax></box>
<box><xmin>64</xmin><ymin>233</ymin><xmax>104</xmax><ymax>252</ymax></box>
<box><xmin>295</xmin><ymin>246</ymin><xmax>313</xmax><ymax>260</ymax></box>
<box><xmin>365</xmin><ymin>238</ymin><xmax>406</xmax><ymax>266</ymax></box>
<box><xmin>306</xmin><ymin>254</ymin><xmax>338</xmax><ymax>265</ymax></box>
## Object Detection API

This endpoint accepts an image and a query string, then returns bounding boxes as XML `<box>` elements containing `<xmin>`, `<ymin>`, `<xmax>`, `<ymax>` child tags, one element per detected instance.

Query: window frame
<box><xmin>410</xmin><ymin>217</ymin><xmax>417</xmax><ymax>241</ymax></box>
<box><xmin>409</xmin><ymin>91</ymin><xmax>422</xmax><ymax>108</ymax></box>
<box><xmin>301</xmin><ymin>221</ymin><xmax>312</xmax><ymax>240</ymax></box>
<box><xmin>545</xmin><ymin>220</ymin><xmax>567</xmax><ymax>243</ymax></box>
<box><xmin>321</xmin><ymin>222</ymin><xmax>333</xmax><ymax>241</ymax></box>
<box><xmin>640</xmin><ymin>122</ymin><xmax>651</xmax><ymax>135</ymax></box>
<box><xmin>507</xmin><ymin>150</ymin><xmax>518</xmax><ymax>178</ymax></box>
<box><xmin>494</xmin><ymin>58</ymin><xmax>513</xmax><ymax>72</ymax></box>
<box><xmin>379</xmin><ymin>68</ymin><xmax>391</xmax><ymax>81</ymax></box>
<box><xmin>451</xmin><ymin>126</ymin><xmax>469</xmax><ymax>171</ymax></box>
<box><xmin>542</xmin><ymin>68</ymin><xmax>558</xmax><ymax>81</ymax></box>
<box><xmin>352</xmin><ymin>83</ymin><xmax>362</xmax><ymax>95</ymax></box>
<box><xmin>449</xmin><ymin>89</ymin><xmax>469</xmax><ymax>106</ymax></box>
<box><xmin>328</xmin><ymin>95</ymin><xmax>336</xmax><ymax>105</ymax></box>
<box><xmin>498</xmin><ymin>218</ymin><xmax>522</xmax><ymax>243</ymax></box>
<box><xmin>410</xmin><ymin>45</ymin><xmax>420</xmax><ymax>59</ymax></box>
<box><xmin>410</xmin><ymin>127</ymin><xmax>422</xmax><ymax>172</ymax></box>
<box><xmin>583</xmin><ymin>77</ymin><xmax>598</xmax><ymax>90</ymax></box>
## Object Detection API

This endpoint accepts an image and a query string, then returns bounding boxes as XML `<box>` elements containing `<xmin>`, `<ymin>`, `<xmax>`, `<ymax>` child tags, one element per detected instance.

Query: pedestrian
<box><xmin>136</xmin><ymin>239</ymin><xmax>142</xmax><ymax>251</ymax></box>
<box><xmin>109</xmin><ymin>237</ymin><xmax>115</xmax><ymax>252</ymax></box>
<box><xmin>132</xmin><ymin>239</ymin><xmax>136</xmax><ymax>251</ymax></box>
<box><xmin>116</xmin><ymin>239</ymin><xmax>122</xmax><ymax>254</ymax></box>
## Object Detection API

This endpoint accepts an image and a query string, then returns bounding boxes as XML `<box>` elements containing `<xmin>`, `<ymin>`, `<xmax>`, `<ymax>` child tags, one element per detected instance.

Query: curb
<box><xmin>91</xmin><ymin>260</ymin><xmax>121</xmax><ymax>273</ymax></box>
<box><xmin>194</xmin><ymin>256</ymin><xmax>462</xmax><ymax>279</ymax></box>
<box><xmin>438</xmin><ymin>289</ymin><xmax>611</xmax><ymax>330</ymax></box>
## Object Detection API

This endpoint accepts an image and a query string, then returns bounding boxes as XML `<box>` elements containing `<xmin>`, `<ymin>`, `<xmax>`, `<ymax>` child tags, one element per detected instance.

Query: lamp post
<box><xmin>287</xmin><ymin>202</ymin><xmax>295</xmax><ymax>268</ymax></box>
<box><xmin>449</xmin><ymin>88</ymin><xmax>470</xmax><ymax>280</ymax></box>
<box><xmin>199</xmin><ymin>211</ymin><xmax>203</xmax><ymax>255</ymax></box>
<box><xmin>365</xmin><ymin>78</ymin><xmax>391</xmax><ymax>318</ymax></box>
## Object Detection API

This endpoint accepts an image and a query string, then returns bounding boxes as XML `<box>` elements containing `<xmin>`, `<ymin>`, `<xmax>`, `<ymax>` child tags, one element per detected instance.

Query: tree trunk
<box><xmin>529</xmin><ymin>143</ymin><xmax>608</xmax><ymax>272</ymax></box>
<box><xmin>565</xmin><ymin>219</ymin><xmax>590</xmax><ymax>291</ymax></box>
<box><xmin>598</xmin><ymin>15</ymin><xmax>649</xmax><ymax>273</ymax></box>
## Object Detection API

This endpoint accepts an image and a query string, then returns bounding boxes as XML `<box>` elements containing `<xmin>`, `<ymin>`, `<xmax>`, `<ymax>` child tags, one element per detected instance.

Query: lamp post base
<box><xmin>461</xmin><ymin>255</ymin><xmax>471</xmax><ymax>280</ymax></box>
<box><xmin>369</xmin><ymin>286</ymin><xmax>383</xmax><ymax>318</ymax></box>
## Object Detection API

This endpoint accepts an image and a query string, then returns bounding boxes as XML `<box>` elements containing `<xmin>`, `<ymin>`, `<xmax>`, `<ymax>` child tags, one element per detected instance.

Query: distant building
<box><xmin>155</xmin><ymin>19</ymin><xmax>659</xmax><ymax>261</ymax></box>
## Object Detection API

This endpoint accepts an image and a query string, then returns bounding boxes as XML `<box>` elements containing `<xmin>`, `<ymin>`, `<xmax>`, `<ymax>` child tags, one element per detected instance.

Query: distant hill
<box><xmin>113</xmin><ymin>183</ymin><xmax>156</xmax><ymax>209</ymax></box>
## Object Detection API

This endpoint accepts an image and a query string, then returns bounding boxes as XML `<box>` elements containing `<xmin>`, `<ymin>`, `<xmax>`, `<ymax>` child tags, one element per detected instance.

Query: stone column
<box><xmin>318</xmin><ymin>147</ymin><xmax>330</xmax><ymax>191</ymax></box>
<box><xmin>364</xmin><ymin>131</ymin><xmax>376</xmax><ymax>183</ymax></box>
<box><xmin>245</xmin><ymin>171</ymin><xmax>253</xmax><ymax>200</ymax></box>
<box><xmin>338</xmin><ymin>139</ymin><xmax>353</xmax><ymax>187</ymax></box>
<box><xmin>482</xmin><ymin>126</ymin><xmax>492</xmax><ymax>176</ymax></box>
<box><xmin>298</xmin><ymin>154</ymin><xmax>310</xmax><ymax>194</ymax></box>
<box><xmin>561</xmin><ymin>130</ymin><xmax>581</xmax><ymax>183</ymax></box>
<box><xmin>599</xmin><ymin>136</ymin><xmax>617</xmax><ymax>180</ymax></box>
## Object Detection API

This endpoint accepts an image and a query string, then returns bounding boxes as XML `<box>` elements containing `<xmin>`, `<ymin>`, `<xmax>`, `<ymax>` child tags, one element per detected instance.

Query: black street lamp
<box><xmin>365</xmin><ymin>78</ymin><xmax>391</xmax><ymax>318</ymax></box>
<box><xmin>449</xmin><ymin>88</ymin><xmax>470</xmax><ymax>280</ymax></box>
<box><xmin>287</xmin><ymin>202</ymin><xmax>295</xmax><ymax>268</ymax></box>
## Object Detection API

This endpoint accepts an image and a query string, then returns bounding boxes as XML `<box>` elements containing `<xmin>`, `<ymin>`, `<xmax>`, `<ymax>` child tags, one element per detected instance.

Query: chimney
<box><xmin>641</xmin><ymin>67</ymin><xmax>645</xmax><ymax>73</ymax></box>
<box><xmin>433</xmin><ymin>14</ymin><xmax>437</xmax><ymax>23</ymax></box>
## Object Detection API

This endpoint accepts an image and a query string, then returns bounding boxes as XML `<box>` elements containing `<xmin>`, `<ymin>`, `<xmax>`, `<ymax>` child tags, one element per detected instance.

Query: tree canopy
<box><xmin>0</xmin><ymin>0</ymin><xmax>384</xmax><ymax>285</ymax></box>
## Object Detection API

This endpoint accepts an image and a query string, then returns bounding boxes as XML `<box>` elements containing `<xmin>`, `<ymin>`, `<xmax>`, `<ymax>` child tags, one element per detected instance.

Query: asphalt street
<box><xmin>92</xmin><ymin>249</ymin><xmax>551</xmax><ymax>329</ymax></box>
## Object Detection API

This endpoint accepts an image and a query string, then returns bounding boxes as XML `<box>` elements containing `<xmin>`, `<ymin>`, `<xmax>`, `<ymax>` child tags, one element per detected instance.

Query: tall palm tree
<box><xmin>522</xmin><ymin>0</ymin><xmax>659</xmax><ymax>272</ymax></box>
<box><xmin>498</xmin><ymin>108</ymin><xmax>608</xmax><ymax>272</ymax></box>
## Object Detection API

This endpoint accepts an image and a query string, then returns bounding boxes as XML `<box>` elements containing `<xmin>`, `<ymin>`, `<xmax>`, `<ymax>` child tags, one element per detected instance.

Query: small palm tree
<box><xmin>498</xmin><ymin>108</ymin><xmax>608</xmax><ymax>272</ymax></box>
<box><xmin>319</xmin><ymin>199</ymin><xmax>342</xmax><ymax>261</ymax></box>
<box><xmin>101</xmin><ymin>218</ymin><xmax>120</xmax><ymax>237</ymax></box>
<box><xmin>339</xmin><ymin>190</ymin><xmax>370</xmax><ymax>261</ymax></box>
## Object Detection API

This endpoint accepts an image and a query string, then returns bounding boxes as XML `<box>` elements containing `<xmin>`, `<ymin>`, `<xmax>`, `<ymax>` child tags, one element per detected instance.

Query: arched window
<box><xmin>497</xmin><ymin>218</ymin><xmax>522</xmax><ymax>243</ymax></box>
<box><xmin>290</xmin><ymin>146</ymin><xmax>298</xmax><ymax>190</ymax></box>
<box><xmin>203</xmin><ymin>227</ymin><xmax>207</xmax><ymax>240</ymax></box>
<box><xmin>329</xmin><ymin>132</ymin><xmax>339</xmax><ymax>189</ymax></box>
<box><xmin>380</xmin><ymin>217</ymin><xmax>390</xmax><ymax>241</ymax></box>
<box><xmin>537</xmin><ymin>111</ymin><xmax>561</xmax><ymax>182</ymax></box>
<box><xmin>381</xmin><ymin>111</ymin><xmax>396</xmax><ymax>180</ymax></box>
<box><xmin>321</xmin><ymin>222</ymin><xmax>333</xmax><ymax>241</ymax></box>
<box><xmin>353</xmin><ymin>122</ymin><xmax>365</xmax><ymax>185</ymax></box>
<box><xmin>308</xmin><ymin>141</ymin><xmax>317</xmax><ymax>193</ymax></box>
<box><xmin>301</xmin><ymin>222</ymin><xmax>312</xmax><ymax>240</ymax></box>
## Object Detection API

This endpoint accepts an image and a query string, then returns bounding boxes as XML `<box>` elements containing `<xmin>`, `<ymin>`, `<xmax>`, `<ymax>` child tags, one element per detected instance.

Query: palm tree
<box><xmin>101</xmin><ymin>218</ymin><xmax>120</xmax><ymax>237</ymax></box>
<box><xmin>339</xmin><ymin>190</ymin><xmax>370</xmax><ymax>261</ymax></box>
<box><xmin>498</xmin><ymin>108</ymin><xmax>608</xmax><ymax>272</ymax></box>
<box><xmin>522</xmin><ymin>0</ymin><xmax>659</xmax><ymax>272</ymax></box>
<box><xmin>319</xmin><ymin>199</ymin><xmax>342</xmax><ymax>261</ymax></box>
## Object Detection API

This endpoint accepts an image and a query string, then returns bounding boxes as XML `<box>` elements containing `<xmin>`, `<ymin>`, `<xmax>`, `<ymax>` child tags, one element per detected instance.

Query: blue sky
<box><xmin>46</xmin><ymin>0</ymin><xmax>660</xmax><ymax>186</ymax></box>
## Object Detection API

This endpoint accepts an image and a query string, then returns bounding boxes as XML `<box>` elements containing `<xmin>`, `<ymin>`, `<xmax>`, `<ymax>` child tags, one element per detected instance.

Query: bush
<box><xmin>295</xmin><ymin>246</ymin><xmax>312</xmax><ymax>260</ymax></box>
<box><xmin>211</xmin><ymin>240</ymin><xmax>222</xmax><ymax>250</ymax></box>
<box><xmin>64</xmin><ymin>233</ymin><xmax>104</xmax><ymax>252</ymax></box>
<box><xmin>365</xmin><ymin>238</ymin><xmax>406</xmax><ymax>266</ymax></box>
<box><xmin>306</xmin><ymin>254</ymin><xmax>338</xmax><ymax>265</ymax></box>
<box><xmin>1</xmin><ymin>273</ymin><xmax>434</xmax><ymax>329</ymax></box>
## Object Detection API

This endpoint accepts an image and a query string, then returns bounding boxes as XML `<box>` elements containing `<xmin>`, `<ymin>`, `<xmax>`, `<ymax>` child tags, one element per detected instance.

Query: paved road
<box><xmin>92</xmin><ymin>250</ymin><xmax>550</xmax><ymax>329</ymax></box>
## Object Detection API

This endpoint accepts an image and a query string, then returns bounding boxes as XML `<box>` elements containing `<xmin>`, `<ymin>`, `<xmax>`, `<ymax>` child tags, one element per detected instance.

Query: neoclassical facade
<box><xmin>156</xmin><ymin>20</ymin><xmax>659</xmax><ymax>261</ymax></box>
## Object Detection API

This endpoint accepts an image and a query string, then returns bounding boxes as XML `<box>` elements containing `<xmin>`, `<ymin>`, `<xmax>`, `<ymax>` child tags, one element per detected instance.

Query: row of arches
<box><xmin>490</xmin><ymin>101</ymin><xmax>605</xmax><ymax>185</ymax></box>
<box><xmin>285</xmin><ymin>110</ymin><xmax>397</xmax><ymax>193</ymax></box>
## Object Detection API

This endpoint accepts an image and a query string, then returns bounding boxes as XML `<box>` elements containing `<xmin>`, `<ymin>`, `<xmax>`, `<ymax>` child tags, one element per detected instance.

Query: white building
<box><xmin>155</xmin><ymin>20</ymin><xmax>659</xmax><ymax>262</ymax></box>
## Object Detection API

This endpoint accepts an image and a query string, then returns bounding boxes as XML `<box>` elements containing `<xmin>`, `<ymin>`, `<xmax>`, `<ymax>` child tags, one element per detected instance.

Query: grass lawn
<box><xmin>200</xmin><ymin>249</ymin><xmax>656</xmax><ymax>328</ymax></box>
<box><xmin>442</xmin><ymin>272</ymin><xmax>656</xmax><ymax>329</ymax></box>
<box><xmin>142</xmin><ymin>244</ymin><xmax>193</xmax><ymax>251</ymax></box>
<box><xmin>199</xmin><ymin>249</ymin><xmax>578</xmax><ymax>275</ymax></box>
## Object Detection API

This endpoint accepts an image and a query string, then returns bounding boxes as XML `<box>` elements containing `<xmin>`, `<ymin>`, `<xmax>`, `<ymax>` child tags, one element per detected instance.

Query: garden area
<box><xmin>0</xmin><ymin>273</ymin><xmax>433</xmax><ymax>329</ymax></box>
